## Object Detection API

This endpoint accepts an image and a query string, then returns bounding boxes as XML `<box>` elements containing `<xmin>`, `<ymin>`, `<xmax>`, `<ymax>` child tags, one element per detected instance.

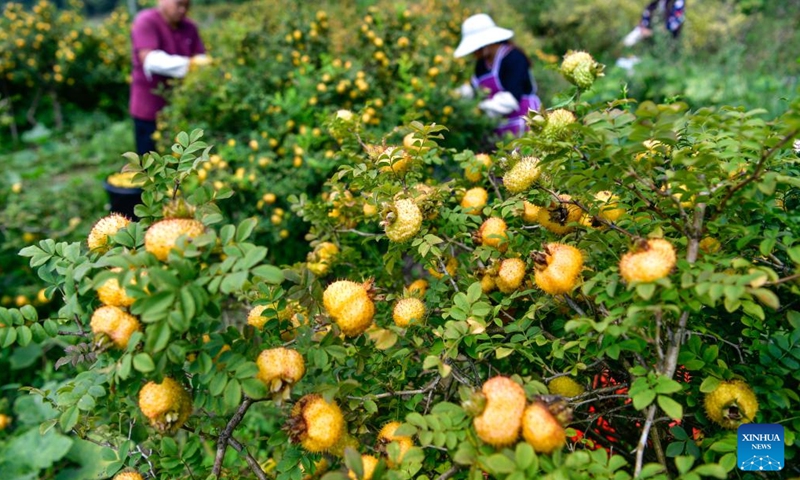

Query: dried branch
<box><xmin>213</xmin><ymin>397</ymin><xmax>255</xmax><ymax>477</ymax></box>
<box><xmin>436</xmin><ymin>465</ymin><xmax>461</xmax><ymax>480</ymax></box>
<box><xmin>634</xmin><ymin>404</ymin><xmax>659</xmax><ymax>477</ymax></box>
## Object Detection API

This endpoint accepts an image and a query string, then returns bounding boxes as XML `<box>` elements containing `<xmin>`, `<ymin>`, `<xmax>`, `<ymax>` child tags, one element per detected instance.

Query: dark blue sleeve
<box><xmin>498</xmin><ymin>49</ymin><xmax>533</xmax><ymax>102</ymax></box>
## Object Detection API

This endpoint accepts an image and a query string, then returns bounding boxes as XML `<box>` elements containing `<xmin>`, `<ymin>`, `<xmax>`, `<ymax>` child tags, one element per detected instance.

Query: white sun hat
<box><xmin>454</xmin><ymin>13</ymin><xmax>514</xmax><ymax>58</ymax></box>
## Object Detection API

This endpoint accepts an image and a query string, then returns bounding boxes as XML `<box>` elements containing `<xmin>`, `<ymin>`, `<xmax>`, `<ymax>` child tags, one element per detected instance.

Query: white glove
<box><xmin>623</xmin><ymin>26</ymin><xmax>645</xmax><ymax>47</ymax></box>
<box><xmin>478</xmin><ymin>91</ymin><xmax>519</xmax><ymax>118</ymax></box>
<box><xmin>143</xmin><ymin>50</ymin><xmax>191</xmax><ymax>80</ymax></box>
<box><xmin>453</xmin><ymin>83</ymin><xmax>475</xmax><ymax>99</ymax></box>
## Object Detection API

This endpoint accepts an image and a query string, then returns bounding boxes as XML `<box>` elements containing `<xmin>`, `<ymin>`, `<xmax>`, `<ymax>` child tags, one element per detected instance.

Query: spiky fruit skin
<box><xmin>384</xmin><ymin>199</ymin><xmax>422</xmax><ymax>243</ymax></box>
<box><xmin>290</xmin><ymin>394</ymin><xmax>345</xmax><ymax>453</ymax></box>
<box><xmin>138</xmin><ymin>377</ymin><xmax>192</xmax><ymax>433</ymax></box>
<box><xmin>256</xmin><ymin>347</ymin><xmax>305</xmax><ymax>392</ymax></box>
<box><xmin>247</xmin><ymin>304</ymin><xmax>271</xmax><ymax>329</ymax></box>
<box><xmin>521</xmin><ymin>201</ymin><xmax>541</xmax><ymax>224</ymax></box>
<box><xmin>348</xmin><ymin>454</ymin><xmax>379</xmax><ymax>480</ymax></box>
<box><xmin>503</xmin><ymin>157</ymin><xmax>541</xmax><ymax>194</ymax></box>
<box><xmin>704</xmin><ymin>380</ymin><xmax>759</xmax><ymax>430</ymax></box>
<box><xmin>474</xmin><ymin>376</ymin><xmax>527</xmax><ymax>447</ymax></box>
<box><xmin>534</xmin><ymin>243</ymin><xmax>584</xmax><ymax>295</ymax></box>
<box><xmin>560</xmin><ymin>50</ymin><xmax>602</xmax><ymax>90</ymax></box>
<box><xmin>97</xmin><ymin>268</ymin><xmax>137</xmax><ymax>307</ymax></box>
<box><xmin>90</xmin><ymin>305</ymin><xmax>140</xmax><ymax>349</ymax></box>
<box><xmin>88</xmin><ymin>214</ymin><xmax>130</xmax><ymax>252</ymax></box>
<box><xmin>378</xmin><ymin>421</ymin><xmax>413</xmax><ymax>466</ymax></box>
<box><xmin>428</xmin><ymin>256</ymin><xmax>458</xmax><ymax>279</ymax></box>
<box><xmin>144</xmin><ymin>218</ymin><xmax>205</xmax><ymax>261</ymax></box>
<box><xmin>595</xmin><ymin>191</ymin><xmax>624</xmax><ymax>223</ymax></box>
<box><xmin>406</xmin><ymin>279</ymin><xmax>428</xmax><ymax>297</ymax></box>
<box><xmin>465</xmin><ymin>153</ymin><xmax>492</xmax><ymax>183</ymax></box>
<box><xmin>113</xmin><ymin>472</ymin><xmax>144</xmax><ymax>480</ymax></box>
<box><xmin>496</xmin><ymin>258</ymin><xmax>526</xmax><ymax>294</ymax></box>
<box><xmin>480</xmin><ymin>273</ymin><xmax>496</xmax><ymax>293</ymax></box>
<box><xmin>0</xmin><ymin>413</ymin><xmax>11</xmax><ymax>430</ymax></box>
<box><xmin>393</xmin><ymin>298</ymin><xmax>426</xmax><ymax>327</ymax></box>
<box><xmin>522</xmin><ymin>401</ymin><xmax>567</xmax><ymax>454</ymax></box>
<box><xmin>538</xmin><ymin>195</ymin><xmax>582</xmax><ymax>235</ymax></box>
<box><xmin>619</xmin><ymin>238</ymin><xmax>676</xmax><ymax>283</ymax></box>
<box><xmin>323</xmin><ymin>280</ymin><xmax>375</xmax><ymax>336</ymax></box>
<box><xmin>548</xmin><ymin>376</ymin><xmax>585</xmax><ymax>397</ymax></box>
<box><xmin>329</xmin><ymin>431</ymin><xmax>360</xmax><ymax>458</ymax></box>
<box><xmin>461</xmin><ymin>187</ymin><xmax>488</xmax><ymax>215</ymax></box>
<box><xmin>541</xmin><ymin>109</ymin><xmax>576</xmax><ymax>141</ymax></box>
<box><xmin>479</xmin><ymin>217</ymin><xmax>508</xmax><ymax>252</ymax></box>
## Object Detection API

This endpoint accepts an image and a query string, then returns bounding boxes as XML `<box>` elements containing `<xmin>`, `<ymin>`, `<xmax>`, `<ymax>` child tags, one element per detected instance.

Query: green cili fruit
<box><xmin>560</xmin><ymin>50</ymin><xmax>604</xmax><ymax>90</ymax></box>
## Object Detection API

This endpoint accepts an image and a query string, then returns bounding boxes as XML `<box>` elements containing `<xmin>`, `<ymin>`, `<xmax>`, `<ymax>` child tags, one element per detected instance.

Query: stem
<box><xmin>26</xmin><ymin>87</ymin><xmax>42</xmax><ymax>126</ymax></box>
<box><xmin>436</xmin><ymin>465</ymin><xmax>460</xmax><ymax>480</ymax></box>
<box><xmin>651</xmin><ymin>423</ymin><xmax>668</xmax><ymax>472</ymax></box>
<box><xmin>213</xmin><ymin>397</ymin><xmax>254</xmax><ymax>477</ymax></box>
<box><xmin>634</xmin><ymin>404</ymin><xmax>658</xmax><ymax>477</ymax></box>
<box><xmin>349</xmin><ymin>377</ymin><xmax>439</xmax><ymax>400</ymax></box>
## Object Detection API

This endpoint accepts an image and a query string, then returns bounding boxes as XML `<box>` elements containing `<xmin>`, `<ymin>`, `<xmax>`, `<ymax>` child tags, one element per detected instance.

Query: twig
<box><xmin>571</xmin><ymin>384</ymin><xmax>629</xmax><ymax>402</ymax></box>
<box><xmin>184</xmin><ymin>426</ymin><xmax>267</xmax><ymax>480</ymax></box>
<box><xmin>767</xmin><ymin>273</ymin><xmax>800</xmax><ymax>286</ymax></box>
<box><xmin>439</xmin><ymin>258</ymin><xmax>459</xmax><ymax>292</ymax></box>
<box><xmin>335</xmin><ymin>229</ymin><xmax>380</xmax><ymax>237</ymax></box>
<box><xmin>563</xmin><ymin>295</ymin><xmax>587</xmax><ymax>317</ymax></box>
<box><xmin>436</xmin><ymin>465</ymin><xmax>460</xmax><ymax>480</ymax></box>
<box><xmin>654</xmin><ymin>309</ymin><xmax>664</xmax><ymax>364</ymax></box>
<box><xmin>213</xmin><ymin>397</ymin><xmax>255</xmax><ymax>477</ymax></box>
<box><xmin>572</xmin><ymin>394</ymin><xmax>630</xmax><ymax>407</ymax></box>
<box><xmin>136</xmin><ymin>445</ymin><xmax>157</xmax><ymax>479</ymax></box>
<box><xmin>634</xmin><ymin>404</ymin><xmax>658</xmax><ymax>477</ymax></box>
<box><xmin>651</xmin><ymin>423</ymin><xmax>668</xmax><ymax>472</ymax></box>
<box><xmin>349</xmin><ymin>376</ymin><xmax>440</xmax><ymax>400</ymax></box>
<box><xmin>686</xmin><ymin>330</ymin><xmax>744</xmax><ymax>363</ymax></box>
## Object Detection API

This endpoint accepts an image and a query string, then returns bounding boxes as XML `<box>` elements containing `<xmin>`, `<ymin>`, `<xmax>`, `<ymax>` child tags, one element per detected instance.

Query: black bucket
<box><xmin>103</xmin><ymin>181</ymin><xmax>143</xmax><ymax>220</ymax></box>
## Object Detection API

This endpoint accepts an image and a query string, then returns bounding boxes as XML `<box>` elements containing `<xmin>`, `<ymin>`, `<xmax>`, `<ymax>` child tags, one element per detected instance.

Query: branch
<box><xmin>767</xmin><ymin>273</ymin><xmax>800</xmax><ymax>286</ymax></box>
<box><xmin>436</xmin><ymin>465</ymin><xmax>460</xmax><ymax>480</ymax></box>
<box><xmin>335</xmin><ymin>229</ymin><xmax>380</xmax><ymax>237</ymax></box>
<box><xmin>184</xmin><ymin>426</ymin><xmax>267</xmax><ymax>480</ymax></box>
<box><xmin>634</xmin><ymin>404</ymin><xmax>658</xmax><ymax>477</ymax></box>
<box><xmin>213</xmin><ymin>397</ymin><xmax>255</xmax><ymax>477</ymax></box>
<box><xmin>349</xmin><ymin>376</ymin><xmax>440</xmax><ymax>400</ymax></box>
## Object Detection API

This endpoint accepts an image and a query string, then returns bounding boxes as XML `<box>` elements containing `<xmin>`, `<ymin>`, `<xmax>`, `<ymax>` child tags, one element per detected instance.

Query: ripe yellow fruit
<box><xmin>406</xmin><ymin>279</ymin><xmax>428</xmax><ymax>297</ymax></box>
<box><xmin>474</xmin><ymin>376</ymin><xmax>527</xmax><ymax>447</ymax></box>
<box><xmin>533</xmin><ymin>243</ymin><xmax>584</xmax><ymax>295</ymax></box>
<box><xmin>329</xmin><ymin>431</ymin><xmax>360</xmax><ymax>458</ymax></box>
<box><xmin>480</xmin><ymin>273</ymin><xmax>496</xmax><ymax>293</ymax></box>
<box><xmin>88</xmin><ymin>213</ymin><xmax>131</xmax><ymax>252</ymax></box>
<box><xmin>521</xmin><ymin>201</ymin><xmax>541</xmax><ymax>224</ymax></box>
<box><xmin>503</xmin><ymin>156</ymin><xmax>541</xmax><ymax>193</ymax></box>
<box><xmin>465</xmin><ymin>153</ymin><xmax>492</xmax><ymax>182</ymax></box>
<box><xmin>138</xmin><ymin>377</ymin><xmax>192</xmax><ymax>433</ymax></box>
<box><xmin>378</xmin><ymin>421</ymin><xmax>413</xmax><ymax>466</ymax></box>
<box><xmin>14</xmin><ymin>295</ymin><xmax>29</xmax><ymax>307</ymax></box>
<box><xmin>97</xmin><ymin>268</ymin><xmax>136</xmax><ymax>307</ymax></box>
<box><xmin>704</xmin><ymin>380</ymin><xmax>759</xmax><ymax>430</ymax></box>
<box><xmin>0</xmin><ymin>413</ymin><xmax>11</xmax><ymax>430</ymax></box>
<box><xmin>323</xmin><ymin>280</ymin><xmax>375</xmax><ymax>337</ymax></box>
<box><xmin>11</xmin><ymin>182</ymin><xmax>22</xmax><ymax>194</ymax></box>
<box><xmin>699</xmin><ymin>236</ymin><xmax>721</xmax><ymax>254</ymax></box>
<box><xmin>478</xmin><ymin>217</ymin><xmax>508</xmax><ymax>252</ymax></box>
<box><xmin>289</xmin><ymin>394</ymin><xmax>345</xmax><ymax>453</ymax></box>
<box><xmin>256</xmin><ymin>347</ymin><xmax>305</xmax><ymax>394</ymax></box>
<box><xmin>496</xmin><ymin>258</ymin><xmax>526</xmax><ymax>294</ymax></box>
<box><xmin>461</xmin><ymin>187</ymin><xmax>488</xmax><ymax>215</ymax></box>
<box><xmin>384</xmin><ymin>199</ymin><xmax>422</xmax><ymax>243</ymax></box>
<box><xmin>90</xmin><ymin>305</ymin><xmax>140</xmax><ymax>349</ymax></box>
<box><xmin>548</xmin><ymin>376</ymin><xmax>585</xmax><ymax>397</ymax></box>
<box><xmin>392</xmin><ymin>298</ymin><xmax>426</xmax><ymax>327</ymax></box>
<box><xmin>348</xmin><ymin>454</ymin><xmax>379</xmax><ymax>480</ymax></box>
<box><xmin>619</xmin><ymin>238</ymin><xmax>676</xmax><ymax>283</ymax></box>
<box><xmin>403</xmin><ymin>132</ymin><xmax>430</xmax><ymax>154</ymax></box>
<box><xmin>307</xmin><ymin>241</ymin><xmax>340</xmax><ymax>276</ymax></box>
<box><xmin>538</xmin><ymin>195</ymin><xmax>582</xmax><ymax>235</ymax></box>
<box><xmin>113</xmin><ymin>471</ymin><xmax>144</xmax><ymax>480</ymax></box>
<box><xmin>428</xmin><ymin>256</ymin><xmax>458</xmax><ymax>279</ymax></box>
<box><xmin>144</xmin><ymin>218</ymin><xmax>205</xmax><ymax>262</ymax></box>
<box><xmin>595</xmin><ymin>191</ymin><xmax>624</xmax><ymax>223</ymax></box>
<box><xmin>522</xmin><ymin>401</ymin><xmax>566</xmax><ymax>454</ymax></box>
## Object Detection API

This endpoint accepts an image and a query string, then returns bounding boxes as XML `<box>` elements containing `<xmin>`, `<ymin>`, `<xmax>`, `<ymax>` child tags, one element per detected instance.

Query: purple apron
<box><xmin>471</xmin><ymin>44</ymin><xmax>542</xmax><ymax>137</ymax></box>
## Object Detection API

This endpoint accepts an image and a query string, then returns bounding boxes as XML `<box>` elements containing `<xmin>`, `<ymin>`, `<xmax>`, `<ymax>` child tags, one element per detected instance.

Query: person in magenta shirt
<box><xmin>130</xmin><ymin>0</ymin><xmax>207</xmax><ymax>155</ymax></box>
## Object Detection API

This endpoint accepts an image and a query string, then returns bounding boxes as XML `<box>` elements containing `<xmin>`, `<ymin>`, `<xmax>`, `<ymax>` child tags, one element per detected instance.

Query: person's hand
<box><xmin>452</xmin><ymin>83</ymin><xmax>474</xmax><ymax>99</ymax></box>
<box><xmin>189</xmin><ymin>54</ymin><xmax>212</xmax><ymax>71</ymax></box>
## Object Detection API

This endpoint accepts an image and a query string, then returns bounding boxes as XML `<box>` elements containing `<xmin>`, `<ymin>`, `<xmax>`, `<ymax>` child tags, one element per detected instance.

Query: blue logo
<box><xmin>737</xmin><ymin>424</ymin><xmax>784</xmax><ymax>471</ymax></box>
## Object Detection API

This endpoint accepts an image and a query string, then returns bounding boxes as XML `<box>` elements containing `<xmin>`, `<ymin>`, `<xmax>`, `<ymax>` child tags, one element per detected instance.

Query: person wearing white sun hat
<box><xmin>453</xmin><ymin>13</ymin><xmax>542</xmax><ymax>139</ymax></box>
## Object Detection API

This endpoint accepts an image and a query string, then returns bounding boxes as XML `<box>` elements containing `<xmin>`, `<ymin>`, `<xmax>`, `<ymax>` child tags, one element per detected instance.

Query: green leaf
<box><xmin>484</xmin><ymin>453</ymin><xmax>517</xmax><ymax>474</ymax></box>
<box><xmin>16</xmin><ymin>325</ymin><xmax>32</xmax><ymax>347</ymax></box>
<box><xmin>145</xmin><ymin>321</ymin><xmax>171</xmax><ymax>353</ymax></box>
<box><xmin>224</xmin><ymin>380</ymin><xmax>242</xmax><ymax>410</ymax></box>
<box><xmin>515</xmin><ymin>442</ymin><xmax>535</xmax><ymax>470</ymax></box>
<box><xmin>636</xmin><ymin>282</ymin><xmax>656</xmax><ymax>300</ymax></box>
<box><xmin>751</xmin><ymin>288</ymin><xmax>780</xmax><ymax>310</ymax></box>
<box><xmin>665</xmin><ymin>441</ymin><xmax>685</xmax><ymax>457</ymax></box>
<box><xmin>632</xmin><ymin>389</ymin><xmax>656</xmax><ymax>410</ymax></box>
<box><xmin>236</xmin><ymin>218</ymin><xmax>258</xmax><ymax>242</ymax></box>
<box><xmin>133</xmin><ymin>353</ymin><xmax>155</xmax><ymax>373</ymax></box>
<box><xmin>654</xmin><ymin>378</ymin><xmax>683</xmax><ymax>394</ymax></box>
<box><xmin>675</xmin><ymin>455</ymin><xmax>694</xmax><ymax>474</ymax></box>
<box><xmin>241</xmin><ymin>378</ymin><xmax>268</xmax><ymax>399</ymax></box>
<box><xmin>60</xmin><ymin>405</ymin><xmax>79</xmax><ymax>432</ymax></box>
<box><xmin>220</xmin><ymin>271</ymin><xmax>249</xmax><ymax>294</ymax></box>
<box><xmin>693</xmin><ymin>464</ymin><xmax>727</xmax><ymax>478</ymax></box>
<box><xmin>252</xmin><ymin>265</ymin><xmax>284</xmax><ymax>284</ymax></box>
<box><xmin>657</xmin><ymin>395</ymin><xmax>683</xmax><ymax>420</ymax></box>
<box><xmin>699</xmin><ymin>377</ymin><xmax>720</xmax><ymax>393</ymax></box>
